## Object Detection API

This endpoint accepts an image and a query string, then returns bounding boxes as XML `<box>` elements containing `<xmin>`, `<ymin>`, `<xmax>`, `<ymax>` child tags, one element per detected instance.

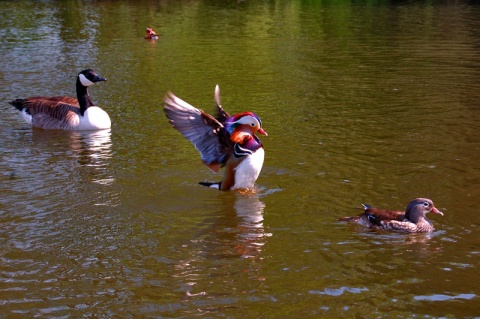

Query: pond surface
<box><xmin>1</xmin><ymin>0</ymin><xmax>480</xmax><ymax>318</ymax></box>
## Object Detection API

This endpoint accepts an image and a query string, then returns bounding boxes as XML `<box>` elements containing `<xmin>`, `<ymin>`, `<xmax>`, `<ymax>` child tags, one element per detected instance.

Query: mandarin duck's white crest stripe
<box><xmin>9</xmin><ymin>69</ymin><xmax>110</xmax><ymax>130</ymax></box>
<box><xmin>339</xmin><ymin>198</ymin><xmax>444</xmax><ymax>233</ymax></box>
<box><xmin>163</xmin><ymin>84</ymin><xmax>267</xmax><ymax>191</ymax></box>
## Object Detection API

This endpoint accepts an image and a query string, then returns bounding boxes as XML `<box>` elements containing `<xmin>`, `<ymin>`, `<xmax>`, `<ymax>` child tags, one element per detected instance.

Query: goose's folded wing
<box><xmin>35</xmin><ymin>96</ymin><xmax>79</xmax><ymax>105</ymax></box>
<box><xmin>22</xmin><ymin>96</ymin><xmax>79</xmax><ymax>107</ymax></box>
<box><xmin>22</xmin><ymin>99</ymin><xmax>79</xmax><ymax>119</ymax></box>
<box><xmin>10</xmin><ymin>98</ymin><xmax>80</xmax><ymax>129</ymax></box>
<box><xmin>163</xmin><ymin>91</ymin><xmax>232</xmax><ymax>172</ymax></box>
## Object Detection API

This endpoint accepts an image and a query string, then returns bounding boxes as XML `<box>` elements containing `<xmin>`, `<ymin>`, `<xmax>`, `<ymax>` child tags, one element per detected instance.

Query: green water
<box><xmin>1</xmin><ymin>1</ymin><xmax>479</xmax><ymax>317</ymax></box>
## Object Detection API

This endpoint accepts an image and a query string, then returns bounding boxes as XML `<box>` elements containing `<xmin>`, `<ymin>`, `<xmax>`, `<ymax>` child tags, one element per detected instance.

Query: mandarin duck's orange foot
<box><xmin>339</xmin><ymin>198</ymin><xmax>444</xmax><ymax>233</ymax></box>
<box><xmin>163</xmin><ymin>85</ymin><xmax>267</xmax><ymax>191</ymax></box>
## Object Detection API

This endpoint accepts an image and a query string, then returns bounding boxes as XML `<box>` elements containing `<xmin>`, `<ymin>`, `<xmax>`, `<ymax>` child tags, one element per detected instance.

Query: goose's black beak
<box><xmin>93</xmin><ymin>76</ymin><xmax>107</xmax><ymax>83</ymax></box>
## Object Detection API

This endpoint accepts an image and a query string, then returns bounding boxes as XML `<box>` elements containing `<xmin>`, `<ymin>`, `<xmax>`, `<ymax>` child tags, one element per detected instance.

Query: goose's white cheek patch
<box><xmin>79</xmin><ymin>74</ymin><xmax>94</xmax><ymax>87</ymax></box>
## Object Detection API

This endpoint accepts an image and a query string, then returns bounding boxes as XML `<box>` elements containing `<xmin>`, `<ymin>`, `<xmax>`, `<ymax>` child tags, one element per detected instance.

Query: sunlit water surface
<box><xmin>1</xmin><ymin>1</ymin><xmax>480</xmax><ymax>318</ymax></box>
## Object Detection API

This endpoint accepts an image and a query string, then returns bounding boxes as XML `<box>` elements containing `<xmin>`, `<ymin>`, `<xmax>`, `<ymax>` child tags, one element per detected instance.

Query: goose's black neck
<box><xmin>76</xmin><ymin>78</ymin><xmax>94</xmax><ymax>116</ymax></box>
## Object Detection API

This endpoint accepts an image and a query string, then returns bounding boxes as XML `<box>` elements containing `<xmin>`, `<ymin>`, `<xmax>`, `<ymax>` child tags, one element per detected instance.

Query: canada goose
<box><xmin>9</xmin><ymin>69</ymin><xmax>111</xmax><ymax>130</ymax></box>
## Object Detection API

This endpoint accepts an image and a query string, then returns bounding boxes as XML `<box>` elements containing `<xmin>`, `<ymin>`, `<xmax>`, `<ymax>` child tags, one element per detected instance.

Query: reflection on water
<box><xmin>0</xmin><ymin>127</ymin><xmax>116</xmax><ymax>217</ymax></box>
<box><xmin>173</xmin><ymin>192</ymin><xmax>270</xmax><ymax>300</ymax></box>
<box><xmin>0</xmin><ymin>127</ymin><xmax>121</xmax><ymax>317</ymax></box>
<box><xmin>67</xmin><ymin>129</ymin><xmax>114</xmax><ymax>186</ymax></box>
<box><xmin>233</xmin><ymin>193</ymin><xmax>270</xmax><ymax>259</ymax></box>
<box><xmin>30</xmin><ymin>128</ymin><xmax>112</xmax><ymax>161</ymax></box>
<box><xmin>29</xmin><ymin>128</ymin><xmax>115</xmax><ymax>186</ymax></box>
<box><xmin>309</xmin><ymin>286</ymin><xmax>369</xmax><ymax>297</ymax></box>
<box><xmin>67</xmin><ymin>129</ymin><xmax>112</xmax><ymax>165</ymax></box>
<box><xmin>343</xmin><ymin>226</ymin><xmax>445</xmax><ymax>245</ymax></box>
<box><xmin>414</xmin><ymin>293</ymin><xmax>476</xmax><ymax>301</ymax></box>
<box><xmin>2</xmin><ymin>128</ymin><xmax>113</xmax><ymax>186</ymax></box>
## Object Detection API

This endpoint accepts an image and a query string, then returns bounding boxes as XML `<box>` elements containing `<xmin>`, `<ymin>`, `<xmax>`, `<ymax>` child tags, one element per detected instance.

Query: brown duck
<box><xmin>339</xmin><ymin>198</ymin><xmax>444</xmax><ymax>233</ymax></box>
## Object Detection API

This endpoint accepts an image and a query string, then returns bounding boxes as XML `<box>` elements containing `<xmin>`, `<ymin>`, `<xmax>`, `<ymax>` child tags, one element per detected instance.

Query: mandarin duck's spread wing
<box><xmin>163</xmin><ymin>91</ymin><xmax>232</xmax><ymax>172</ymax></box>
<box><xmin>214</xmin><ymin>84</ymin><xmax>231</xmax><ymax>124</ymax></box>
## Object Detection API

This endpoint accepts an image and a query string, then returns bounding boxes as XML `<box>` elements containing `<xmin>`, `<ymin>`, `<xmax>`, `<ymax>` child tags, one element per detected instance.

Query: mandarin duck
<box><xmin>339</xmin><ymin>198</ymin><xmax>444</xmax><ymax>233</ymax></box>
<box><xmin>9</xmin><ymin>69</ymin><xmax>110</xmax><ymax>130</ymax></box>
<box><xmin>163</xmin><ymin>85</ymin><xmax>267</xmax><ymax>191</ymax></box>
<box><xmin>145</xmin><ymin>27</ymin><xmax>158</xmax><ymax>40</ymax></box>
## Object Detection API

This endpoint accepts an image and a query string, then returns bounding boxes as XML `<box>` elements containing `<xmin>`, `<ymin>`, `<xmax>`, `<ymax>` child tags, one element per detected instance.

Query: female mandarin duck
<box><xmin>163</xmin><ymin>85</ymin><xmax>267</xmax><ymax>191</ymax></box>
<box><xmin>145</xmin><ymin>27</ymin><xmax>158</xmax><ymax>40</ymax></box>
<box><xmin>9</xmin><ymin>69</ymin><xmax>110</xmax><ymax>130</ymax></box>
<box><xmin>339</xmin><ymin>198</ymin><xmax>444</xmax><ymax>233</ymax></box>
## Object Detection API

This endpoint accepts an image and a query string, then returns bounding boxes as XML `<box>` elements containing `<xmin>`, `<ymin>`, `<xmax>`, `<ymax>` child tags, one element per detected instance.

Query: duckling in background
<box><xmin>145</xmin><ymin>27</ymin><xmax>158</xmax><ymax>40</ymax></box>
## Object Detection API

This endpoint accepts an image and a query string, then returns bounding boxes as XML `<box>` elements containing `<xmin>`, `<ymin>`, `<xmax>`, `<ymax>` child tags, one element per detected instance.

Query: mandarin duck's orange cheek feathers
<box><xmin>229</xmin><ymin>130</ymin><xmax>250</xmax><ymax>144</ymax></box>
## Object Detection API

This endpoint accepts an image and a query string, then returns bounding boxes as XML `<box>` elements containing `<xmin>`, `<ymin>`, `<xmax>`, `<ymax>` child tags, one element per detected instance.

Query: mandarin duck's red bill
<box><xmin>163</xmin><ymin>84</ymin><xmax>267</xmax><ymax>191</ymax></box>
<box><xmin>339</xmin><ymin>198</ymin><xmax>443</xmax><ymax>233</ymax></box>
